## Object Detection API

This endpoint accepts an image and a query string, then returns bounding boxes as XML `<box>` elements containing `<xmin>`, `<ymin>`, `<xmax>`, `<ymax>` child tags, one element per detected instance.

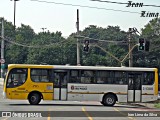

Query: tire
<box><xmin>102</xmin><ymin>94</ymin><xmax>116</xmax><ymax>106</ymax></box>
<box><xmin>28</xmin><ymin>93</ymin><xmax>41</xmax><ymax>105</ymax></box>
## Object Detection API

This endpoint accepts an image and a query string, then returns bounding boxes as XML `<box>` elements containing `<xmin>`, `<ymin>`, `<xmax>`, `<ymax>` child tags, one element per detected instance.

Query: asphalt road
<box><xmin>0</xmin><ymin>85</ymin><xmax>160</xmax><ymax>120</ymax></box>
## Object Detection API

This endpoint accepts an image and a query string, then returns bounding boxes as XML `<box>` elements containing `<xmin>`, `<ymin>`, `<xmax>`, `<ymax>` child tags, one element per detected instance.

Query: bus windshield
<box><xmin>6</xmin><ymin>68</ymin><xmax>27</xmax><ymax>88</ymax></box>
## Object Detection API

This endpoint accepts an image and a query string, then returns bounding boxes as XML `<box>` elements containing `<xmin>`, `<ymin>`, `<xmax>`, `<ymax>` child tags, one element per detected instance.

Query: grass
<box><xmin>154</xmin><ymin>103</ymin><xmax>160</xmax><ymax>108</ymax></box>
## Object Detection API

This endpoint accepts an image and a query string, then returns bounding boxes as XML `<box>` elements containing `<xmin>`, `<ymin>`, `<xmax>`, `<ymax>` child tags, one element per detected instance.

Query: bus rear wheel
<box><xmin>28</xmin><ymin>93</ymin><xmax>41</xmax><ymax>105</ymax></box>
<box><xmin>102</xmin><ymin>94</ymin><xmax>116</xmax><ymax>106</ymax></box>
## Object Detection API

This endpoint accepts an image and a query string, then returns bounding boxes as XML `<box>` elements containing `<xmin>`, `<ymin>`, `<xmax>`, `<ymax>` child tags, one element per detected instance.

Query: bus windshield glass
<box><xmin>6</xmin><ymin>68</ymin><xmax>27</xmax><ymax>88</ymax></box>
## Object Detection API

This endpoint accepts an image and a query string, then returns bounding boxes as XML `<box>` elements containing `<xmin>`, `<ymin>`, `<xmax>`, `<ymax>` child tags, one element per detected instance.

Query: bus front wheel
<box><xmin>28</xmin><ymin>93</ymin><xmax>41</xmax><ymax>105</ymax></box>
<box><xmin>102</xmin><ymin>94</ymin><xmax>116</xmax><ymax>106</ymax></box>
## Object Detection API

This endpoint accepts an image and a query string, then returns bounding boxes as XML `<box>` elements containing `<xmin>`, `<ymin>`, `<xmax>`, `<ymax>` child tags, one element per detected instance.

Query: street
<box><xmin>0</xmin><ymin>85</ymin><xmax>160</xmax><ymax>120</ymax></box>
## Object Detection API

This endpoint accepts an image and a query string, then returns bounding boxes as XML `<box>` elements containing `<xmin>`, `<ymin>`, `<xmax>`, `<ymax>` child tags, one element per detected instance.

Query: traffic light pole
<box><xmin>94</xmin><ymin>44</ymin><xmax>121</xmax><ymax>64</ymax></box>
<box><xmin>121</xmin><ymin>44</ymin><xmax>138</xmax><ymax>64</ymax></box>
<box><xmin>75</xmin><ymin>28</ymin><xmax>138</xmax><ymax>67</ymax></box>
<box><xmin>76</xmin><ymin>9</ymin><xmax>80</xmax><ymax>66</ymax></box>
<box><xmin>128</xmin><ymin>28</ymin><xmax>133</xmax><ymax>67</ymax></box>
<box><xmin>93</xmin><ymin>43</ymin><xmax>138</xmax><ymax>67</ymax></box>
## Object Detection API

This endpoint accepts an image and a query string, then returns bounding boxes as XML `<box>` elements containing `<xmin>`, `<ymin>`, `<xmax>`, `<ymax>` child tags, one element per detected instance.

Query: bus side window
<box><xmin>114</xmin><ymin>71</ymin><xmax>127</xmax><ymax>84</ymax></box>
<box><xmin>69</xmin><ymin>70</ymin><xmax>80</xmax><ymax>83</ymax></box>
<box><xmin>143</xmin><ymin>72</ymin><xmax>154</xmax><ymax>85</ymax></box>
<box><xmin>97</xmin><ymin>78</ymin><xmax>104</xmax><ymax>84</ymax></box>
<box><xmin>31</xmin><ymin>69</ymin><xmax>52</xmax><ymax>82</ymax></box>
<box><xmin>80</xmin><ymin>70</ymin><xmax>96</xmax><ymax>84</ymax></box>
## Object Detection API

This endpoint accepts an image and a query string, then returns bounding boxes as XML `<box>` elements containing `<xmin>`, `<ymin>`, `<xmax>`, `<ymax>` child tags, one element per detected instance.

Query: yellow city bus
<box><xmin>3</xmin><ymin>64</ymin><xmax>158</xmax><ymax>106</ymax></box>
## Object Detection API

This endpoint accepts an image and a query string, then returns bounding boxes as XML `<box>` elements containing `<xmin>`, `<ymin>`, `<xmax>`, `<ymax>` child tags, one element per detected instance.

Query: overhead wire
<box><xmin>1</xmin><ymin>36</ymin><xmax>76</xmax><ymax>48</ymax></box>
<box><xmin>90</xmin><ymin>0</ymin><xmax>127</xmax><ymax>5</ymax></box>
<box><xmin>91</xmin><ymin>0</ymin><xmax>160</xmax><ymax>7</ymax></box>
<box><xmin>76</xmin><ymin>35</ymin><xmax>128</xmax><ymax>44</ymax></box>
<box><xmin>30</xmin><ymin>0</ymin><xmax>140</xmax><ymax>14</ymax></box>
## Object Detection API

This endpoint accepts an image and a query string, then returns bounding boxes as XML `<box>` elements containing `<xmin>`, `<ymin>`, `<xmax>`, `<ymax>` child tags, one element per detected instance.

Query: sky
<box><xmin>0</xmin><ymin>0</ymin><xmax>160</xmax><ymax>37</ymax></box>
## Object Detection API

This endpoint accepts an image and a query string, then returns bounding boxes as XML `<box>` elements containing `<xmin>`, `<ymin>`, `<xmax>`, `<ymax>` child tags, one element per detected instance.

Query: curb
<box><xmin>135</xmin><ymin>103</ymin><xmax>155</xmax><ymax>109</ymax></box>
<box><xmin>129</xmin><ymin>100</ymin><xmax>160</xmax><ymax>109</ymax></box>
<box><xmin>118</xmin><ymin>102</ymin><xmax>157</xmax><ymax>109</ymax></box>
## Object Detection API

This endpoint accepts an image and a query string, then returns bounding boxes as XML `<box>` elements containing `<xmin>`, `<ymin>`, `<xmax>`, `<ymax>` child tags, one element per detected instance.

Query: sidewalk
<box><xmin>0</xmin><ymin>78</ymin><xmax>4</xmax><ymax>86</ymax></box>
<box><xmin>127</xmin><ymin>99</ymin><xmax>160</xmax><ymax>109</ymax></box>
<box><xmin>134</xmin><ymin>103</ymin><xmax>156</xmax><ymax>108</ymax></box>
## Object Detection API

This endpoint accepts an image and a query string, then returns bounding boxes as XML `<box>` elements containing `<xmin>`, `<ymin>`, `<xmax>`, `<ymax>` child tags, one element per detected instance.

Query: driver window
<box><xmin>7</xmin><ymin>68</ymin><xmax>27</xmax><ymax>88</ymax></box>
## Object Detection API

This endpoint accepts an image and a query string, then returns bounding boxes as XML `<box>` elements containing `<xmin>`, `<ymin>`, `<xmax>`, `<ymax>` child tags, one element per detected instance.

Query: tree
<box><xmin>5</xmin><ymin>24</ymin><xmax>35</xmax><ymax>64</ymax></box>
<box><xmin>80</xmin><ymin>25</ymin><xmax>128</xmax><ymax>66</ymax></box>
<box><xmin>3</xmin><ymin>17</ymin><xmax>159</xmax><ymax>68</ymax></box>
<box><xmin>26</xmin><ymin>31</ymin><xmax>67</xmax><ymax>65</ymax></box>
<box><xmin>138</xmin><ymin>18</ymin><xmax>160</xmax><ymax>68</ymax></box>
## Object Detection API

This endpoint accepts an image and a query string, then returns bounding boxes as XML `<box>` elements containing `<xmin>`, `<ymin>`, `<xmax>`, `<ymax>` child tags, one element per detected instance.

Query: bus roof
<box><xmin>8</xmin><ymin>64</ymin><xmax>157</xmax><ymax>72</ymax></box>
<box><xmin>54</xmin><ymin>65</ymin><xmax>157</xmax><ymax>72</ymax></box>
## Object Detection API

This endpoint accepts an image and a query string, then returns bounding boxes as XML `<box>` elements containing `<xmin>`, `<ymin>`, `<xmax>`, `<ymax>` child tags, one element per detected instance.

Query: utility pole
<box><xmin>128</xmin><ymin>28</ymin><xmax>133</xmax><ymax>67</ymax></box>
<box><xmin>76</xmin><ymin>9</ymin><xmax>80</xmax><ymax>65</ymax></box>
<box><xmin>11</xmin><ymin>0</ymin><xmax>19</xmax><ymax>30</ymax></box>
<box><xmin>14</xmin><ymin>0</ymin><xmax>16</xmax><ymax>29</ymax></box>
<box><xmin>1</xmin><ymin>18</ymin><xmax>5</xmax><ymax>78</ymax></box>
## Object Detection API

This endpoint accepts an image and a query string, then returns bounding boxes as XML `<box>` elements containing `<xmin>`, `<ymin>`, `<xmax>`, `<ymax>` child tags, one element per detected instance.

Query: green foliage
<box><xmin>1</xmin><ymin>17</ymin><xmax>160</xmax><ymax>68</ymax></box>
<box><xmin>139</xmin><ymin>18</ymin><xmax>160</xmax><ymax>68</ymax></box>
<box><xmin>5</xmin><ymin>24</ymin><xmax>35</xmax><ymax>64</ymax></box>
<box><xmin>154</xmin><ymin>103</ymin><xmax>160</xmax><ymax>108</ymax></box>
<box><xmin>81</xmin><ymin>25</ymin><xmax>128</xmax><ymax>66</ymax></box>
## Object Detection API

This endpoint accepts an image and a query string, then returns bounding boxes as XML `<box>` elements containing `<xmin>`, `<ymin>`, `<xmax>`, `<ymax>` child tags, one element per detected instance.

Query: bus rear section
<box><xmin>66</xmin><ymin>68</ymin><xmax>158</xmax><ymax>105</ymax></box>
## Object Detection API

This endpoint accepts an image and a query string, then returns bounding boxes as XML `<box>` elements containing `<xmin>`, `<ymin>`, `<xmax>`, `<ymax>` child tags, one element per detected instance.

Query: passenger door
<box><xmin>128</xmin><ymin>73</ymin><xmax>142</xmax><ymax>102</ymax></box>
<box><xmin>53</xmin><ymin>71</ymin><xmax>68</xmax><ymax>100</ymax></box>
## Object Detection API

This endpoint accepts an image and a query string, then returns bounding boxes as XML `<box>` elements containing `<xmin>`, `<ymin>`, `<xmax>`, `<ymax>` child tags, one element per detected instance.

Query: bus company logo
<box><xmin>71</xmin><ymin>85</ymin><xmax>74</xmax><ymax>90</ymax></box>
<box><xmin>71</xmin><ymin>86</ymin><xmax>87</xmax><ymax>90</ymax></box>
<box><xmin>143</xmin><ymin>87</ymin><xmax>153</xmax><ymax>90</ymax></box>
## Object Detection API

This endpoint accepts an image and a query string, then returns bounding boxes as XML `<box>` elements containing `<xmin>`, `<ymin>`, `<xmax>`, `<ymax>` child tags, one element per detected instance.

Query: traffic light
<box><xmin>145</xmin><ymin>41</ymin><xmax>150</xmax><ymax>51</ymax></box>
<box><xmin>83</xmin><ymin>40</ymin><xmax>89</xmax><ymax>52</ymax></box>
<box><xmin>138</xmin><ymin>38</ymin><xmax>145</xmax><ymax>51</ymax></box>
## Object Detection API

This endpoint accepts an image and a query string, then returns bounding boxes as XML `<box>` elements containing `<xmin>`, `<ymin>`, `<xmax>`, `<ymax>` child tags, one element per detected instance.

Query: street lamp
<box><xmin>11</xmin><ymin>0</ymin><xmax>19</xmax><ymax>29</ymax></box>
